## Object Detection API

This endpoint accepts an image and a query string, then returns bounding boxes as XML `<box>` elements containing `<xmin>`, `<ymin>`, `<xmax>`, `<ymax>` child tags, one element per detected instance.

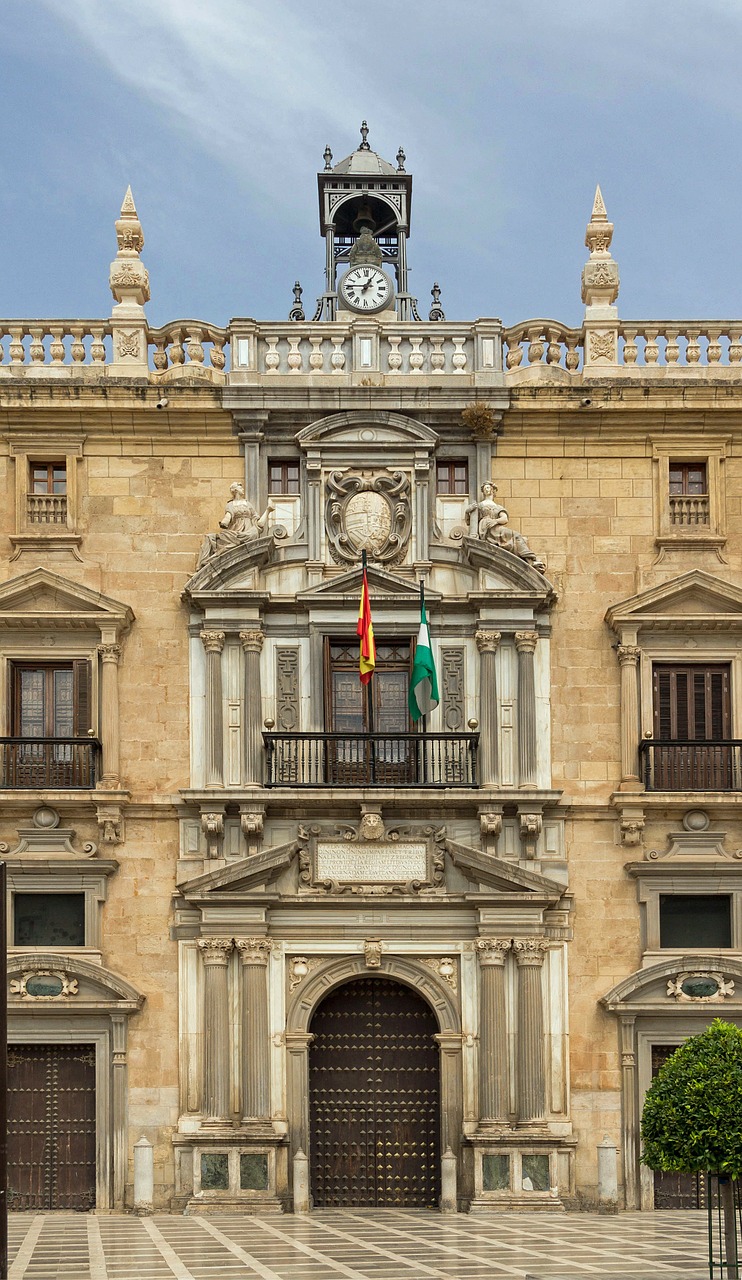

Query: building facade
<box><xmin>2</xmin><ymin>128</ymin><xmax>742</xmax><ymax>1214</ymax></box>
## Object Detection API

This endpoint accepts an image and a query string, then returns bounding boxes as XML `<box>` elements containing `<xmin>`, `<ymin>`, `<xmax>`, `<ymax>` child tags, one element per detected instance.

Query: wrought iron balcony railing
<box><xmin>263</xmin><ymin>732</ymin><xmax>479</xmax><ymax>788</ymax></box>
<box><xmin>640</xmin><ymin>739</ymin><xmax>742</xmax><ymax>792</ymax></box>
<box><xmin>0</xmin><ymin>738</ymin><xmax>101</xmax><ymax>790</ymax></box>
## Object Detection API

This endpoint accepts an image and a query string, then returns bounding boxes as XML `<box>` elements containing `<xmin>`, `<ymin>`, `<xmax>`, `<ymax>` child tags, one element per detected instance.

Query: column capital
<box><xmin>617</xmin><ymin>643</ymin><xmax>641</xmax><ymax>667</ymax></box>
<box><xmin>236</xmin><ymin>937</ymin><xmax>272</xmax><ymax>965</ymax></box>
<box><xmin>475</xmin><ymin>938</ymin><xmax>511</xmax><ymax>967</ymax></box>
<box><xmin>197</xmin><ymin>937</ymin><xmax>233</xmax><ymax>966</ymax></box>
<box><xmin>201</xmin><ymin>630</ymin><xmax>225</xmax><ymax>654</ymax></box>
<box><xmin>98</xmin><ymin>642</ymin><xmax>122</xmax><ymax>664</ymax></box>
<box><xmin>513</xmin><ymin>937</ymin><xmax>549</xmax><ymax>967</ymax></box>
<box><xmin>514</xmin><ymin>630</ymin><xmax>539</xmax><ymax>654</ymax></box>
<box><xmin>475</xmin><ymin>629</ymin><xmax>501</xmax><ymax>654</ymax></box>
<box><xmin>240</xmin><ymin>629</ymin><xmax>264</xmax><ymax>653</ymax></box>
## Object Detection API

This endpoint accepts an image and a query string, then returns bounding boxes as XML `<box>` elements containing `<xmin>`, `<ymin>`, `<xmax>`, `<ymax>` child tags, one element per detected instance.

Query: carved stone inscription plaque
<box><xmin>316</xmin><ymin>841</ymin><xmax>427</xmax><ymax>884</ymax></box>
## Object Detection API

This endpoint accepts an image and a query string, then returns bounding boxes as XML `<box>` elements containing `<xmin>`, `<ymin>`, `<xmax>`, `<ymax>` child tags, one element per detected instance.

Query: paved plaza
<box><xmin>6</xmin><ymin>1209</ymin><xmax>709</xmax><ymax>1280</ymax></box>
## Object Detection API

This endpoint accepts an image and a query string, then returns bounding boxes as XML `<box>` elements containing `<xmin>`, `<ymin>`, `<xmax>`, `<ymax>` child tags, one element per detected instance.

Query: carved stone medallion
<box><xmin>325</xmin><ymin>470</ymin><xmax>411</xmax><ymax>566</ymax></box>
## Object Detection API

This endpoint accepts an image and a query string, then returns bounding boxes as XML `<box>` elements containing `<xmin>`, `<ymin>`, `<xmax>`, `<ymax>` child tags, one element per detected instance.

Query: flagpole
<box><xmin>419</xmin><ymin>577</ymin><xmax>428</xmax><ymax>783</ymax></box>
<box><xmin>362</xmin><ymin>551</ymin><xmax>376</xmax><ymax>782</ymax></box>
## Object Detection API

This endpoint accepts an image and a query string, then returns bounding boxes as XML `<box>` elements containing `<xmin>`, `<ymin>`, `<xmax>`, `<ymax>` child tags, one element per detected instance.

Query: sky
<box><xmin>1</xmin><ymin>1</ymin><xmax>740</xmax><ymax>328</ymax></box>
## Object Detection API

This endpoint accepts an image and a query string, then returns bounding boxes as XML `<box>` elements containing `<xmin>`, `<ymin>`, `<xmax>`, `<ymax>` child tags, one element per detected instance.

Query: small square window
<box><xmin>659</xmin><ymin>895</ymin><xmax>732</xmax><ymax>948</ymax></box>
<box><xmin>14</xmin><ymin>893</ymin><xmax>86</xmax><ymax>947</ymax></box>
<box><xmin>482</xmin><ymin>1153</ymin><xmax>509</xmax><ymax>1191</ymax></box>
<box><xmin>669</xmin><ymin>461</ymin><xmax>707</xmax><ymax>496</ymax></box>
<box><xmin>268</xmin><ymin>460</ymin><xmax>300</xmax><ymax>495</ymax></box>
<box><xmin>436</xmin><ymin>460</ymin><xmax>469</xmax><ymax>496</ymax></box>
<box><xmin>30</xmin><ymin>461</ymin><xmax>67</xmax><ymax>495</ymax></box>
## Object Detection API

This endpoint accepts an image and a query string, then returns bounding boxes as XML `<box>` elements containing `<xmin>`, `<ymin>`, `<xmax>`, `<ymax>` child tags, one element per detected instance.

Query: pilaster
<box><xmin>619</xmin><ymin>1015</ymin><xmax>638</xmax><ymax>1208</ymax></box>
<box><xmin>617</xmin><ymin>644</ymin><xmax>641</xmax><ymax>789</ymax></box>
<box><xmin>515</xmin><ymin>630</ymin><xmax>538</xmax><ymax>787</ymax></box>
<box><xmin>475</xmin><ymin>630</ymin><xmax>501</xmax><ymax>786</ymax></box>
<box><xmin>240</xmin><ymin>629</ymin><xmax>264</xmax><ymax>786</ymax></box>
<box><xmin>201</xmin><ymin>631</ymin><xmax>225</xmax><ymax>789</ymax></box>
<box><xmin>98</xmin><ymin>643</ymin><xmax>122</xmax><ymax>787</ymax></box>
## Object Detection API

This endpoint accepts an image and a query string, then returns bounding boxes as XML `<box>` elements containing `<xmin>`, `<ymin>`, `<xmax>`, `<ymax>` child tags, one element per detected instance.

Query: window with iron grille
<box><xmin>436</xmin><ymin>460</ymin><xmax>469</xmax><ymax>496</ymax></box>
<box><xmin>268</xmin><ymin>460</ymin><xmax>300</xmax><ymax>495</ymax></box>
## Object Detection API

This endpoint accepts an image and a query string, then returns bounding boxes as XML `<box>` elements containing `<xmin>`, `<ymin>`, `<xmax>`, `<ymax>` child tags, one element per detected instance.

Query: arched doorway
<box><xmin>309</xmin><ymin>976</ymin><xmax>441</xmax><ymax>1208</ymax></box>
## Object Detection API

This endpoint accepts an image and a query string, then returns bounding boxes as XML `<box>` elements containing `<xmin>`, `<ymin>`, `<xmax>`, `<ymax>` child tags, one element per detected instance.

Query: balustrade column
<box><xmin>236</xmin><ymin>938</ymin><xmax>272</xmax><ymax>1121</ymax></box>
<box><xmin>513</xmin><ymin>939</ymin><xmax>548</xmax><ymax>1124</ymax></box>
<box><xmin>240</xmin><ymin>629</ymin><xmax>264</xmax><ymax>786</ymax></box>
<box><xmin>475</xmin><ymin>939</ymin><xmax>511</xmax><ymax>1123</ymax></box>
<box><xmin>617</xmin><ymin>644</ymin><xmax>641</xmax><ymax>788</ymax></box>
<box><xmin>475</xmin><ymin>630</ymin><xmax>501</xmax><ymax>785</ymax></box>
<box><xmin>99</xmin><ymin>643</ymin><xmax>122</xmax><ymax>787</ymax></box>
<box><xmin>197</xmin><ymin>938</ymin><xmax>233</xmax><ymax>1125</ymax></box>
<box><xmin>201</xmin><ymin>631</ymin><xmax>225</xmax><ymax>788</ymax></box>
<box><xmin>515</xmin><ymin>631</ymin><xmax>539</xmax><ymax>787</ymax></box>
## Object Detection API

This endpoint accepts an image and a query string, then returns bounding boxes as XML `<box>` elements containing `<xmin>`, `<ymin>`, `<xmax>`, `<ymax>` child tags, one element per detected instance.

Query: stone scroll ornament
<box><xmin>325</xmin><ymin>469</ymin><xmax>412</xmax><ymax>566</ymax></box>
<box><xmin>465</xmin><ymin>482</ymin><xmax>546</xmax><ymax>573</ymax></box>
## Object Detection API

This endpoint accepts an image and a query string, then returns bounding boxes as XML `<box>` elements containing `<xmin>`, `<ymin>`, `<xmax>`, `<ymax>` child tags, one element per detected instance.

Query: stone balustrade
<box><xmin>503</xmin><ymin>320</ymin><xmax>584</xmax><ymax>375</ymax></box>
<box><xmin>618</xmin><ymin>322</ymin><xmax>742</xmax><ymax>368</ymax></box>
<box><xmin>0</xmin><ymin>321</ymin><xmax>111</xmax><ymax>371</ymax></box>
<box><xmin>148</xmin><ymin>321</ymin><xmax>229</xmax><ymax>375</ymax></box>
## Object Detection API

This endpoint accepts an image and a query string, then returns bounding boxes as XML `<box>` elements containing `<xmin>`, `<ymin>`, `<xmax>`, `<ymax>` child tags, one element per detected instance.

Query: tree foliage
<box><xmin>642</xmin><ymin>1020</ymin><xmax>742</xmax><ymax>1178</ymax></box>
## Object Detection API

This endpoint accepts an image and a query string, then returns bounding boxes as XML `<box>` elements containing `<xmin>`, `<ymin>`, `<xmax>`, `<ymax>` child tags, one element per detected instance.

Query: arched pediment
<box><xmin>462</xmin><ymin>537</ymin><xmax>557</xmax><ymax>607</ymax></box>
<box><xmin>287</xmin><ymin>955</ymin><xmax>461</xmax><ymax>1035</ymax></box>
<box><xmin>7</xmin><ymin>952</ymin><xmax>145</xmax><ymax>1012</ymax></box>
<box><xmin>601</xmin><ymin>953</ymin><xmax>742</xmax><ymax>1015</ymax></box>
<box><xmin>296</xmin><ymin>410</ymin><xmax>438</xmax><ymax>450</ymax></box>
<box><xmin>606</xmin><ymin>570</ymin><xmax>742</xmax><ymax>637</ymax></box>
<box><xmin>0</xmin><ymin>566</ymin><xmax>134</xmax><ymax>635</ymax></box>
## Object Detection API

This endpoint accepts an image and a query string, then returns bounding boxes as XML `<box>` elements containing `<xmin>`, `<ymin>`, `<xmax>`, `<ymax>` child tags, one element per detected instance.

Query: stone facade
<box><xmin>1</xmin><ymin>139</ymin><xmax>741</xmax><ymax>1214</ymax></box>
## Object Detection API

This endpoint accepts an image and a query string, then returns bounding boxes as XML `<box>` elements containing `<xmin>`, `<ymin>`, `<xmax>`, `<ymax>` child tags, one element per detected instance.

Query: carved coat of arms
<box><xmin>325</xmin><ymin>469</ymin><xmax>411</xmax><ymax>566</ymax></box>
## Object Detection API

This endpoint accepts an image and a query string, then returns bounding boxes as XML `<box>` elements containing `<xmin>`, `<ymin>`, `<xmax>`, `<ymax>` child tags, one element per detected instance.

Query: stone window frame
<box><xmin>632</xmin><ymin>865</ymin><xmax>742</xmax><ymax>957</ymax></box>
<box><xmin>7</xmin><ymin>860</ymin><xmax>118</xmax><ymax>962</ymax></box>
<box><xmin>652</xmin><ymin>438</ymin><xmax>728</xmax><ymax>552</ymax></box>
<box><xmin>9</xmin><ymin>438</ymin><xmax>84</xmax><ymax>558</ymax></box>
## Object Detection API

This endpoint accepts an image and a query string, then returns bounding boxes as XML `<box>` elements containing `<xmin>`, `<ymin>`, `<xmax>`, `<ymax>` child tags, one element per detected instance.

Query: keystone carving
<box><xmin>364</xmin><ymin>939</ymin><xmax>383</xmax><ymax>969</ymax></box>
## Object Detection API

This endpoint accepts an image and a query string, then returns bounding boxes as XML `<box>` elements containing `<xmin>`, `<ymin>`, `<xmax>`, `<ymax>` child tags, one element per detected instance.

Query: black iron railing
<box><xmin>0</xmin><ymin>738</ymin><xmax>100</xmax><ymax>789</ymax></box>
<box><xmin>263</xmin><ymin>732</ymin><xmax>479</xmax><ymax>788</ymax></box>
<box><xmin>640</xmin><ymin>739</ymin><xmax>742</xmax><ymax>791</ymax></box>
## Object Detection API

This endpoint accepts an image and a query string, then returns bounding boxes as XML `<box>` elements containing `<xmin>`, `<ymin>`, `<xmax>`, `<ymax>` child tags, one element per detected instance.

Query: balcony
<box><xmin>0</xmin><ymin>738</ymin><xmax>101</xmax><ymax>790</ymax></box>
<box><xmin>640</xmin><ymin>739</ymin><xmax>742</xmax><ymax>791</ymax></box>
<box><xmin>263</xmin><ymin>732</ymin><xmax>479</xmax><ymax>788</ymax></box>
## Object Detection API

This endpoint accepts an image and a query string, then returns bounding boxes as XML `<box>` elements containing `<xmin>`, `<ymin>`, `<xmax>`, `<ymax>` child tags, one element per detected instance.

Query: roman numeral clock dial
<box><xmin>339</xmin><ymin>266</ymin><xmax>393</xmax><ymax>313</ymax></box>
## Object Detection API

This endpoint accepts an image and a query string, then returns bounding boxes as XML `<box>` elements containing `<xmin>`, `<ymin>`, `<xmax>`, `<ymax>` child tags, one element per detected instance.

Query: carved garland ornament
<box><xmin>325</xmin><ymin>469</ymin><xmax>412</xmax><ymax>566</ymax></box>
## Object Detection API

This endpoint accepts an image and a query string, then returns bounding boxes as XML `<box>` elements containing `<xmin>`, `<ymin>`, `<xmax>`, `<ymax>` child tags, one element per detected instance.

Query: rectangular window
<box><xmin>14</xmin><ymin>893</ymin><xmax>86</xmax><ymax>946</ymax></box>
<box><xmin>436</xmin><ymin>460</ymin><xmax>469</xmax><ymax>495</ymax></box>
<box><xmin>653</xmin><ymin>665</ymin><xmax>730</xmax><ymax>742</ymax></box>
<box><xmin>10</xmin><ymin>662</ymin><xmax>91</xmax><ymax>737</ymax></box>
<box><xmin>27</xmin><ymin>462</ymin><xmax>67</xmax><ymax>525</ymax></box>
<box><xmin>669</xmin><ymin>462</ymin><xmax>707</xmax><ymax>496</ymax></box>
<box><xmin>669</xmin><ymin>461</ymin><xmax>708</xmax><ymax>526</ymax></box>
<box><xmin>659</xmin><ymin>894</ymin><xmax>732</xmax><ymax>948</ymax></box>
<box><xmin>268</xmin><ymin>460</ymin><xmax>300</xmax><ymax>495</ymax></box>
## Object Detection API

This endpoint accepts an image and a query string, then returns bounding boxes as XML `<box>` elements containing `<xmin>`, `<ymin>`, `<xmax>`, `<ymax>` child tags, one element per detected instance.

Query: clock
<box><xmin>339</xmin><ymin>265</ymin><xmax>393</xmax><ymax>313</ymax></box>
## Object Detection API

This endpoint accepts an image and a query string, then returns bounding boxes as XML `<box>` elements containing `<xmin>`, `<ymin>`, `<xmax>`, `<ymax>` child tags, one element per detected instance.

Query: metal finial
<box><xmin>429</xmin><ymin>283</ymin><xmax>445</xmax><ymax>322</ymax></box>
<box><xmin>289</xmin><ymin>281</ymin><xmax>305</xmax><ymax>322</ymax></box>
<box><xmin>396</xmin><ymin>146</ymin><xmax>406</xmax><ymax>172</ymax></box>
<box><xmin>323</xmin><ymin>145</ymin><xmax>333</xmax><ymax>170</ymax></box>
<box><xmin>359</xmin><ymin>120</ymin><xmax>370</xmax><ymax>150</ymax></box>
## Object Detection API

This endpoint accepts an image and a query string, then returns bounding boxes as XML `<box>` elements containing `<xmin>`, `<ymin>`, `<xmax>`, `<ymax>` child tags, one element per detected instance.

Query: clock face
<box><xmin>339</xmin><ymin>266</ymin><xmax>393</xmax><ymax>313</ymax></box>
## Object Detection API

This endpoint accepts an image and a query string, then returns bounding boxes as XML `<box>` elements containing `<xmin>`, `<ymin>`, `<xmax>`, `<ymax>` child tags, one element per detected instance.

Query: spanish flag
<box><xmin>357</xmin><ymin>557</ymin><xmax>376</xmax><ymax>685</ymax></box>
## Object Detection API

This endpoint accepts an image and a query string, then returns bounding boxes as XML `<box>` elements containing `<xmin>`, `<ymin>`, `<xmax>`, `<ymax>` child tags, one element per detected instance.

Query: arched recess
<box><xmin>285</xmin><ymin>954</ymin><xmax>463</xmax><ymax>1209</ymax></box>
<box><xmin>7</xmin><ymin>952</ymin><xmax>144</xmax><ymax>1210</ymax></box>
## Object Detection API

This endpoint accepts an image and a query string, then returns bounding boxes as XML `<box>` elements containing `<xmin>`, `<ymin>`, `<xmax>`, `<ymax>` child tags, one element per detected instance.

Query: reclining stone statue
<box><xmin>465</xmin><ymin>483</ymin><xmax>545</xmax><ymax>572</ymax></box>
<box><xmin>197</xmin><ymin>483</ymin><xmax>275</xmax><ymax>567</ymax></box>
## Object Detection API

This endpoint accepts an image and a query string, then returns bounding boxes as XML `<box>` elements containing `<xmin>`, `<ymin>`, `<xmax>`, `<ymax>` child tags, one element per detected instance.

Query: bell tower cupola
<box><xmin>317</xmin><ymin>121</ymin><xmax>414</xmax><ymax>320</ymax></box>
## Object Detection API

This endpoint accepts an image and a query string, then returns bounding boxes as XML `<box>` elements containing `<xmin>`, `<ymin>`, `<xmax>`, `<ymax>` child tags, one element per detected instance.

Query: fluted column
<box><xmin>236</xmin><ymin>937</ymin><xmax>272</xmax><ymax>1122</ymax></box>
<box><xmin>515</xmin><ymin>631</ymin><xmax>539</xmax><ymax>787</ymax></box>
<box><xmin>98</xmin><ymin>643</ymin><xmax>122</xmax><ymax>786</ymax></box>
<box><xmin>201</xmin><ymin>631</ymin><xmax>225</xmax><ymax>788</ymax></box>
<box><xmin>617</xmin><ymin>644</ymin><xmax>641</xmax><ymax>788</ymax></box>
<box><xmin>513</xmin><ymin>938</ymin><xmax>548</xmax><ymax>1124</ymax></box>
<box><xmin>475</xmin><ymin>938</ymin><xmax>511</xmax><ymax>1124</ymax></box>
<box><xmin>240</xmin><ymin>629</ymin><xmax>264</xmax><ymax>786</ymax></box>
<box><xmin>198</xmin><ymin>938</ymin><xmax>233</xmax><ymax>1125</ymax></box>
<box><xmin>475</xmin><ymin>630</ymin><xmax>501</xmax><ymax>785</ymax></box>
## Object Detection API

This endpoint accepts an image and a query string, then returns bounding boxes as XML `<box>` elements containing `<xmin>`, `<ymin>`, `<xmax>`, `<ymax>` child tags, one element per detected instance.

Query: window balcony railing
<box><xmin>640</xmin><ymin>739</ymin><xmax>742</xmax><ymax>791</ymax></box>
<box><xmin>0</xmin><ymin>738</ymin><xmax>101</xmax><ymax>789</ymax></box>
<box><xmin>263</xmin><ymin>732</ymin><xmax>479</xmax><ymax>788</ymax></box>
<box><xmin>668</xmin><ymin>494</ymin><xmax>709</xmax><ymax>526</ymax></box>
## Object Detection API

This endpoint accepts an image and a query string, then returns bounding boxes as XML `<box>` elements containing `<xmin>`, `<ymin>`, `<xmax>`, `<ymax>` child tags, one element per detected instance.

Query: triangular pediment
<box><xmin>297</xmin><ymin>411</ymin><xmax>438</xmax><ymax>450</ymax></box>
<box><xmin>297</xmin><ymin>564</ymin><xmax>441</xmax><ymax>606</ymax></box>
<box><xmin>0</xmin><ymin>567</ymin><xmax>134</xmax><ymax>632</ymax></box>
<box><xmin>446</xmin><ymin>839</ymin><xmax>563</xmax><ymax>897</ymax></box>
<box><xmin>606</xmin><ymin>571</ymin><xmax>742</xmax><ymax>633</ymax></box>
<box><xmin>180</xmin><ymin>840</ymin><xmax>296</xmax><ymax>897</ymax></box>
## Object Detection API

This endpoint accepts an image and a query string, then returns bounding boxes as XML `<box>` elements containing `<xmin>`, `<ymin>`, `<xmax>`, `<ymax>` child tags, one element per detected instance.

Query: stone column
<box><xmin>198</xmin><ymin>938</ymin><xmax>233</xmax><ymax>1125</ymax></box>
<box><xmin>111</xmin><ymin>1014</ymin><xmax>127</xmax><ymax>1209</ymax></box>
<box><xmin>98</xmin><ymin>643</ymin><xmax>122</xmax><ymax>787</ymax></box>
<box><xmin>239</xmin><ymin>629</ymin><xmax>264</xmax><ymax>786</ymax></box>
<box><xmin>617</xmin><ymin>645</ymin><xmax>641</xmax><ymax>788</ymax></box>
<box><xmin>619</xmin><ymin>1015</ymin><xmax>638</xmax><ymax>1209</ymax></box>
<box><xmin>201</xmin><ymin>631</ymin><xmax>225</xmax><ymax>789</ymax></box>
<box><xmin>475</xmin><ymin>630</ymin><xmax>501</xmax><ymax>785</ymax></box>
<box><xmin>513</xmin><ymin>938</ymin><xmax>548</xmax><ymax>1124</ymax></box>
<box><xmin>515</xmin><ymin>631</ymin><xmax>539</xmax><ymax>787</ymax></box>
<box><xmin>236</xmin><ymin>937</ymin><xmax>272</xmax><ymax>1122</ymax></box>
<box><xmin>475</xmin><ymin>939</ymin><xmax>511</xmax><ymax>1123</ymax></box>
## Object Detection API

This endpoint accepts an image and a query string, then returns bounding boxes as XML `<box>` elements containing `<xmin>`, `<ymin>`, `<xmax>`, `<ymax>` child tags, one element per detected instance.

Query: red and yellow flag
<box><xmin>357</xmin><ymin>563</ymin><xmax>376</xmax><ymax>685</ymax></box>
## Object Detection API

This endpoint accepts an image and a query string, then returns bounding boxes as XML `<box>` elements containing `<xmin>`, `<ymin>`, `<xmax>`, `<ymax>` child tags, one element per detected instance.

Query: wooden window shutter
<box><xmin>72</xmin><ymin>660</ymin><xmax>92</xmax><ymax>736</ymax></box>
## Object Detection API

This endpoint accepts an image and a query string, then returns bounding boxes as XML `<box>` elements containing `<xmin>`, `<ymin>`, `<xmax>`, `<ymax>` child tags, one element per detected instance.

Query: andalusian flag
<box><xmin>409</xmin><ymin>592</ymin><xmax>439</xmax><ymax>721</ymax></box>
<box><xmin>357</xmin><ymin>557</ymin><xmax>376</xmax><ymax>685</ymax></box>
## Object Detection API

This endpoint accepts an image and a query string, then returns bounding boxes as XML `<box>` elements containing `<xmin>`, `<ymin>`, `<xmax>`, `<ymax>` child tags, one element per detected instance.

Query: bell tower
<box><xmin>317</xmin><ymin>121</ymin><xmax>414</xmax><ymax>320</ymax></box>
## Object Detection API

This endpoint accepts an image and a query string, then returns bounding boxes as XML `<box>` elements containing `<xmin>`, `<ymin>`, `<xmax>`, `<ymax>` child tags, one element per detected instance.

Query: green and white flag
<box><xmin>409</xmin><ymin>597</ymin><xmax>439</xmax><ymax>722</ymax></box>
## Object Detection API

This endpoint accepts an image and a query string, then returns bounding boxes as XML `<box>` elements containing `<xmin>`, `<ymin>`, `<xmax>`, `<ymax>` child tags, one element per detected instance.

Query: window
<box><xmin>650</xmin><ymin>664</ymin><xmax>731</xmax><ymax>790</ymax></box>
<box><xmin>436</xmin><ymin>460</ymin><xmax>469</xmax><ymax>495</ymax></box>
<box><xmin>268</xmin><ymin>460</ymin><xmax>300</xmax><ymax>495</ymax></box>
<box><xmin>10</xmin><ymin>439</ymin><xmax>83</xmax><ymax>549</ymax></box>
<box><xmin>659</xmin><ymin>894</ymin><xmax>732</xmax><ymax>948</ymax></box>
<box><xmin>669</xmin><ymin>461</ymin><xmax>708</xmax><ymax>527</ymax></box>
<box><xmin>28</xmin><ymin>461</ymin><xmax>67</xmax><ymax>524</ymax></box>
<box><xmin>651</xmin><ymin>440</ymin><xmax>726</xmax><ymax>547</ymax></box>
<box><xmin>4</xmin><ymin>661</ymin><xmax>95</xmax><ymax>789</ymax></box>
<box><xmin>14</xmin><ymin>892</ymin><xmax>86</xmax><ymax>946</ymax></box>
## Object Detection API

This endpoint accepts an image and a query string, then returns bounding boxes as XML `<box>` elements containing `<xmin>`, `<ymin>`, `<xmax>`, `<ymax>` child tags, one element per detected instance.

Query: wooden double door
<box><xmin>325</xmin><ymin>640</ymin><xmax>413</xmax><ymax>785</ymax></box>
<box><xmin>8</xmin><ymin>1044</ymin><xmax>96</xmax><ymax>1210</ymax></box>
<box><xmin>309</xmin><ymin>978</ymin><xmax>441</xmax><ymax>1207</ymax></box>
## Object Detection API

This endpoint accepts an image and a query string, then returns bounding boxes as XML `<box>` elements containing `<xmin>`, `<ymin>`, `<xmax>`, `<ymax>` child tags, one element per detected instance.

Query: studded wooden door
<box><xmin>8</xmin><ymin>1044</ymin><xmax>96</xmax><ymax>1210</ymax></box>
<box><xmin>651</xmin><ymin>1044</ymin><xmax>707</xmax><ymax>1209</ymax></box>
<box><xmin>309</xmin><ymin>977</ymin><xmax>441</xmax><ymax>1207</ymax></box>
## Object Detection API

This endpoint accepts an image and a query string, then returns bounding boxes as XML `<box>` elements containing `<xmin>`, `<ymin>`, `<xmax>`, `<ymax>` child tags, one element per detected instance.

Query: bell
<box><xmin>352</xmin><ymin>201</ymin><xmax>377</xmax><ymax>234</ymax></box>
